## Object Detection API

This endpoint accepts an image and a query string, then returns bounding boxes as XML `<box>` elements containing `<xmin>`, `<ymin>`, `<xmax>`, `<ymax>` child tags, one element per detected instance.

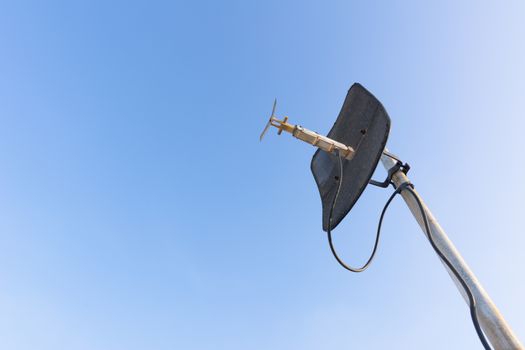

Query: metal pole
<box><xmin>381</xmin><ymin>150</ymin><xmax>523</xmax><ymax>349</ymax></box>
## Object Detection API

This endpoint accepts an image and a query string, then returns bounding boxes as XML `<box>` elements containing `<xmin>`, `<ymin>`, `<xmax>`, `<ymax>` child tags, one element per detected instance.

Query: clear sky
<box><xmin>0</xmin><ymin>1</ymin><xmax>524</xmax><ymax>349</ymax></box>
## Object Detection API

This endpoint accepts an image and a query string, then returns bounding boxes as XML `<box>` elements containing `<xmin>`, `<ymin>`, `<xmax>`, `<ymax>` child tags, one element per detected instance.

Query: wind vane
<box><xmin>260</xmin><ymin>83</ymin><xmax>523</xmax><ymax>350</ymax></box>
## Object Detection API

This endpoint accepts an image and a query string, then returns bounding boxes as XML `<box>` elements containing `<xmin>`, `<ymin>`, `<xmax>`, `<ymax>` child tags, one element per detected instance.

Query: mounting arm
<box><xmin>259</xmin><ymin>100</ymin><xmax>355</xmax><ymax>160</ymax></box>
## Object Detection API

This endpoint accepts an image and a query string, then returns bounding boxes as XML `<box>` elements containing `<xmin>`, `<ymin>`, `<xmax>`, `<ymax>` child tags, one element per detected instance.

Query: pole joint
<box><xmin>369</xmin><ymin>151</ymin><xmax>410</xmax><ymax>188</ymax></box>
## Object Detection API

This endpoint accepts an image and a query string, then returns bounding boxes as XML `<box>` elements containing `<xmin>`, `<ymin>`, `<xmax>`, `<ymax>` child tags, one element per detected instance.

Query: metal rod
<box><xmin>381</xmin><ymin>149</ymin><xmax>523</xmax><ymax>349</ymax></box>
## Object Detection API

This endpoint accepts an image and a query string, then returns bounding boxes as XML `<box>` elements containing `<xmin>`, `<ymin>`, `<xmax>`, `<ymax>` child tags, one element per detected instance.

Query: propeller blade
<box><xmin>259</xmin><ymin>99</ymin><xmax>277</xmax><ymax>141</ymax></box>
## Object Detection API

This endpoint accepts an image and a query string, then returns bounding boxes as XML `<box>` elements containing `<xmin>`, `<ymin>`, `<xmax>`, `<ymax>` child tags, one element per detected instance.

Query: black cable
<box><xmin>327</xmin><ymin>154</ymin><xmax>491</xmax><ymax>349</ymax></box>
<box><xmin>326</xmin><ymin>156</ymin><xmax>406</xmax><ymax>272</ymax></box>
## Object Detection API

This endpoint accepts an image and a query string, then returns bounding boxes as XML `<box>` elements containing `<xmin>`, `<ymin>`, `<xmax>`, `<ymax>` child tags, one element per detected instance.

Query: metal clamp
<box><xmin>369</xmin><ymin>152</ymin><xmax>410</xmax><ymax>188</ymax></box>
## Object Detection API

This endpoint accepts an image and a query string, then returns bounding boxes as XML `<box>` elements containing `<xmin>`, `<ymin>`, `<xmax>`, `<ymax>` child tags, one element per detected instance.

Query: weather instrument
<box><xmin>260</xmin><ymin>83</ymin><xmax>523</xmax><ymax>350</ymax></box>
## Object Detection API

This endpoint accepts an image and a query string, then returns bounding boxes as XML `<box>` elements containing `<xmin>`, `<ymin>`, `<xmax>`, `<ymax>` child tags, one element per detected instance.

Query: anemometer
<box><xmin>260</xmin><ymin>83</ymin><xmax>523</xmax><ymax>350</ymax></box>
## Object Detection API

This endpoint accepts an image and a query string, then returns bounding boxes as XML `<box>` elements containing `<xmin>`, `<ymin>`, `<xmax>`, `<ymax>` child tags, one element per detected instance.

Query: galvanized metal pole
<box><xmin>381</xmin><ymin>150</ymin><xmax>523</xmax><ymax>349</ymax></box>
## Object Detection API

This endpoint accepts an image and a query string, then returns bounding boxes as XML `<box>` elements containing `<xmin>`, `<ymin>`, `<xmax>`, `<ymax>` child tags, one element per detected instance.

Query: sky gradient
<box><xmin>0</xmin><ymin>1</ymin><xmax>524</xmax><ymax>349</ymax></box>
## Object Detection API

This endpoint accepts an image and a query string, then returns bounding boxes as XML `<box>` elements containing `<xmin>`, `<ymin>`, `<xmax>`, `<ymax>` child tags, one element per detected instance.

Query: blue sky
<box><xmin>0</xmin><ymin>1</ymin><xmax>524</xmax><ymax>349</ymax></box>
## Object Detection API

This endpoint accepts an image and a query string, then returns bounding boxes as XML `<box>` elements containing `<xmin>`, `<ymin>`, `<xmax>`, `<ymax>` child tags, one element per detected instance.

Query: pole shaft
<box><xmin>381</xmin><ymin>151</ymin><xmax>523</xmax><ymax>349</ymax></box>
